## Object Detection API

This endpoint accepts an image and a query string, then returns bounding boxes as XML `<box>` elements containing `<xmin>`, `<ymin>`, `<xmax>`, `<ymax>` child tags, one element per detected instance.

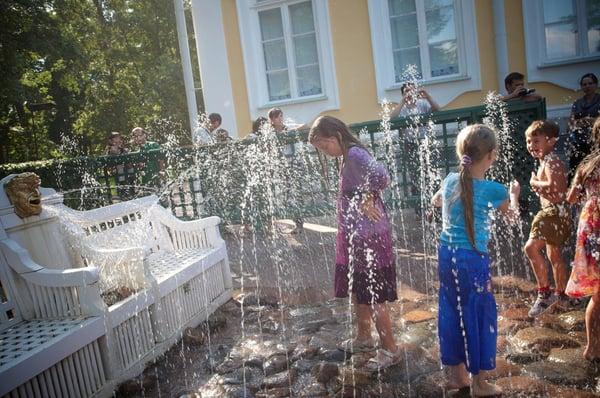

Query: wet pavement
<box><xmin>116</xmin><ymin>213</ymin><xmax>599</xmax><ymax>397</ymax></box>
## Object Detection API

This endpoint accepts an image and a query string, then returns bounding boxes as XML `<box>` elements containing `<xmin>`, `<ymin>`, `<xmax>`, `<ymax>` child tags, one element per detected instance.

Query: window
<box><xmin>388</xmin><ymin>0</ymin><xmax>460</xmax><ymax>82</ymax></box>
<box><xmin>236</xmin><ymin>0</ymin><xmax>338</xmax><ymax>120</ymax></box>
<box><xmin>258</xmin><ymin>1</ymin><xmax>322</xmax><ymax>101</ymax></box>
<box><xmin>541</xmin><ymin>0</ymin><xmax>600</xmax><ymax>62</ymax></box>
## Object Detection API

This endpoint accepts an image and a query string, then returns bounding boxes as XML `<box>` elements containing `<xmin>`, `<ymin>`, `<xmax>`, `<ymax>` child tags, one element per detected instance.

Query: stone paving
<box><xmin>116</xmin><ymin>279</ymin><xmax>599</xmax><ymax>397</ymax></box>
<box><xmin>115</xmin><ymin>215</ymin><xmax>599</xmax><ymax>397</ymax></box>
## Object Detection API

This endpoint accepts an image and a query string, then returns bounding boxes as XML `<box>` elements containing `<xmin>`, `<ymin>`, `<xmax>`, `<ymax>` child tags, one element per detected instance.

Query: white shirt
<box><xmin>193</xmin><ymin>127</ymin><xmax>214</xmax><ymax>145</ymax></box>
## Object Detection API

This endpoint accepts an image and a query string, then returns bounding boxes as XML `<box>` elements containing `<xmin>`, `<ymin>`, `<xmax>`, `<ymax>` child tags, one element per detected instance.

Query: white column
<box><xmin>190</xmin><ymin>0</ymin><xmax>238</xmax><ymax>138</ymax></box>
<box><xmin>493</xmin><ymin>0</ymin><xmax>509</xmax><ymax>93</ymax></box>
<box><xmin>174</xmin><ymin>0</ymin><xmax>199</xmax><ymax>136</ymax></box>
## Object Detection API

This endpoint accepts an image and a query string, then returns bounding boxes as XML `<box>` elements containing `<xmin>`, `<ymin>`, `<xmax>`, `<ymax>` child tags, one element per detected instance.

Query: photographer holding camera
<box><xmin>501</xmin><ymin>72</ymin><xmax>542</xmax><ymax>102</ymax></box>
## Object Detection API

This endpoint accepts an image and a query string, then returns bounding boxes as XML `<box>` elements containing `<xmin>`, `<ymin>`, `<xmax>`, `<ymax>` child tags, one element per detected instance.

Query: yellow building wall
<box><xmin>221</xmin><ymin>0</ymin><xmax>252</xmax><ymax>136</ymax></box>
<box><xmin>220</xmin><ymin>0</ymin><xmax>578</xmax><ymax>137</ymax></box>
<box><xmin>504</xmin><ymin>0</ymin><xmax>578</xmax><ymax>108</ymax></box>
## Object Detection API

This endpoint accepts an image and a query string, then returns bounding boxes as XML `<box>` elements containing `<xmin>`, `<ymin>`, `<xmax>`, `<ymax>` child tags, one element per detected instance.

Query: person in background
<box><xmin>247</xmin><ymin>116</ymin><xmax>268</xmax><ymax>139</ymax></box>
<box><xmin>389</xmin><ymin>82</ymin><xmax>440</xmax><ymax>119</ymax></box>
<box><xmin>132</xmin><ymin>127</ymin><xmax>164</xmax><ymax>188</ymax></box>
<box><xmin>105</xmin><ymin>131</ymin><xmax>131</xmax><ymax>199</ymax></box>
<box><xmin>269</xmin><ymin>107</ymin><xmax>304</xmax><ymax>233</ymax></box>
<box><xmin>501</xmin><ymin>72</ymin><xmax>542</xmax><ymax>102</ymax></box>
<box><xmin>568</xmin><ymin>73</ymin><xmax>600</xmax><ymax>180</ymax></box>
<box><xmin>105</xmin><ymin>131</ymin><xmax>128</xmax><ymax>155</ymax></box>
<box><xmin>193</xmin><ymin>113</ymin><xmax>232</xmax><ymax>144</ymax></box>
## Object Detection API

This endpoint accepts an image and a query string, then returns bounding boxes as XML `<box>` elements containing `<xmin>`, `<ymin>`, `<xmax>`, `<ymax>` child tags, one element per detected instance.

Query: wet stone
<box><xmin>339</xmin><ymin>368</ymin><xmax>372</xmax><ymax>386</ymax></box>
<box><xmin>290</xmin><ymin>345</ymin><xmax>318</xmax><ymax>361</ymax></box>
<box><xmin>496</xmin><ymin>317</ymin><xmax>527</xmax><ymax>335</ymax></box>
<box><xmin>505</xmin><ymin>351</ymin><xmax>546</xmax><ymax>364</ymax></box>
<box><xmin>216</xmin><ymin>358</ymin><xmax>243</xmax><ymax>374</ymax></box>
<box><xmin>183</xmin><ymin>327</ymin><xmax>206</xmax><ymax>346</ymax></box>
<box><xmin>413</xmin><ymin>371</ymin><xmax>446</xmax><ymax>398</ymax></box>
<box><xmin>499</xmin><ymin>307</ymin><xmax>532</xmax><ymax>322</ymax></box>
<box><xmin>398</xmin><ymin>321</ymin><xmax>436</xmax><ymax>346</ymax></box>
<box><xmin>401</xmin><ymin>309</ymin><xmax>436</xmax><ymax>324</ymax></box>
<box><xmin>312</xmin><ymin>361</ymin><xmax>339</xmax><ymax>383</ymax></box>
<box><xmin>318</xmin><ymin>348</ymin><xmax>348</xmax><ymax>362</ymax></box>
<box><xmin>297</xmin><ymin>383</ymin><xmax>328</xmax><ymax>397</ymax></box>
<box><xmin>264</xmin><ymin>354</ymin><xmax>289</xmax><ymax>376</ymax></box>
<box><xmin>510</xmin><ymin>326</ymin><xmax>580</xmax><ymax>353</ymax></box>
<box><xmin>255</xmin><ymin>387</ymin><xmax>290</xmax><ymax>398</ymax></box>
<box><xmin>292</xmin><ymin>359</ymin><xmax>316</xmax><ymax>373</ymax></box>
<box><xmin>376</xmin><ymin>344</ymin><xmax>438</xmax><ymax>384</ymax></box>
<box><xmin>222</xmin><ymin>385</ymin><xmax>255</xmax><ymax>398</ymax></box>
<box><xmin>487</xmin><ymin>357</ymin><xmax>521</xmax><ymax>379</ymax></box>
<box><xmin>524</xmin><ymin>360</ymin><xmax>592</xmax><ymax>388</ymax></box>
<box><xmin>308</xmin><ymin>334</ymin><xmax>337</xmax><ymax>350</ymax></box>
<box><xmin>262</xmin><ymin>369</ymin><xmax>297</xmax><ymax>389</ymax></box>
<box><xmin>244</xmin><ymin>355</ymin><xmax>265</xmax><ymax>368</ymax></box>
<box><xmin>494</xmin><ymin>375</ymin><xmax>552</xmax><ymax>396</ymax></box>
<box><xmin>558</xmin><ymin>311</ymin><xmax>586</xmax><ymax>331</ymax></box>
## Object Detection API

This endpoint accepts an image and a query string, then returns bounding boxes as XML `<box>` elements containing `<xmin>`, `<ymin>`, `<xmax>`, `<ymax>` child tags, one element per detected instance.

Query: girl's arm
<box><xmin>566</xmin><ymin>169</ymin><xmax>584</xmax><ymax>204</ymax></box>
<box><xmin>431</xmin><ymin>189</ymin><xmax>442</xmax><ymax>208</ymax></box>
<box><xmin>347</xmin><ymin>147</ymin><xmax>390</xmax><ymax>192</ymax></box>
<box><xmin>497</xmin><ymin>180</ymin><xmax>520</xmax><ymax>224</ymax></box>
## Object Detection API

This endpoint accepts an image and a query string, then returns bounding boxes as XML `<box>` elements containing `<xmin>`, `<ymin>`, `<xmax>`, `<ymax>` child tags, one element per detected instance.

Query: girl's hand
<box><xmin>361</xmin><ymin>193</ymin><xmax>382</xmax><ymax>222</ymax></box>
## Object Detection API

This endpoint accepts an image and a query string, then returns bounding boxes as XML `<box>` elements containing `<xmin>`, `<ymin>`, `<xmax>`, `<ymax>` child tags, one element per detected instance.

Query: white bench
<box><xmin>0</xmin><ymin>175</ymin><xmax>232</xmax><ymax>397</ymax></box>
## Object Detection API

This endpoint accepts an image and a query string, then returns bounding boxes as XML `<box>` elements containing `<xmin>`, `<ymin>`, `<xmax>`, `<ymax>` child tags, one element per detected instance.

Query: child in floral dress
<box><xmin>566</xmin><ymin>118</ymin><xmax>600</xmax><ymax>361</ymax></box>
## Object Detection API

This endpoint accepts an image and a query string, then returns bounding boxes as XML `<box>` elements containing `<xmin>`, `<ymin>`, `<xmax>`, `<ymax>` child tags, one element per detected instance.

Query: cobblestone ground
<box><xmin>117</xmin><ymin>215</ymin><xmax>600</xmax><ymax>397</ymax></box>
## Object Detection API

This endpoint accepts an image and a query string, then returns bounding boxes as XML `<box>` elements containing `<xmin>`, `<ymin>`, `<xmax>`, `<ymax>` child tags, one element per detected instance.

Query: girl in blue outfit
<box><xmin>432</xmin><ymin>124</ymin><xmax>520</xmax><ymax>397</ymax></box>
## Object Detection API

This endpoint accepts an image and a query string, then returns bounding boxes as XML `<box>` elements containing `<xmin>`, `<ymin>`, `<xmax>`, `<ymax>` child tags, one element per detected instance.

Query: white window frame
<box><xmin>523</xmin><ymin>0</ymin><xmax>600</xmax><ymax>90</ymax></box>
<box><xmin>536</xmin><ymin>0</ymin><xmax>600</xmax><ymax>66</ymax></box>
<box><xmin>237</xmin><ymin>0</ymin><xmax>339</xmax><ymax>122</ymax></box>
<box><xmin>368</xmin><ymin>0</ymin><xmax>481</xmax><ymax>107</ymax></box>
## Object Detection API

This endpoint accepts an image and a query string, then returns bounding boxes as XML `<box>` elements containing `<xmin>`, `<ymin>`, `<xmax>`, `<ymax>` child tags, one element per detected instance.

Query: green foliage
<box><xmin>0</xmin><ymin>0</ymin><xmax>202</xmax><ymax>164</ymax></box>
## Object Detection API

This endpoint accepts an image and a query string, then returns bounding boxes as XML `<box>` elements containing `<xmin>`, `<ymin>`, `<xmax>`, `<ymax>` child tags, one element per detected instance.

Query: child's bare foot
<box><xmin>472</xmin><ymin>376</ymin><xmax>502</xmax><ymax>397</ymax></box>
<box><xmin>583</xmin><ymin>345</ymin><xmax>600</xmax><ymax>361</ymax></box>
<box><xmin>445</xmin><ymin>364</ymin><xmax>470</xmax><ymax>390</ymax></box>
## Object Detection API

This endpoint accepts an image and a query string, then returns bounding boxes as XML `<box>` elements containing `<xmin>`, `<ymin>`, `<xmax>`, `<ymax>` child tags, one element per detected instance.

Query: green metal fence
<box><xmin>0</xmin><ymin>100</ymin><xmax>546</xmax><ymax>224</ymax></box>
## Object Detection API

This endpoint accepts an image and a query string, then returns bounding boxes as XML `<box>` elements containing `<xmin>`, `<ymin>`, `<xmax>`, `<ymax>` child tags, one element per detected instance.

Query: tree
<box><xmin>0</xmin><ymin>0</ymin><xmax>202</xmax><ymax>164</ymax></box>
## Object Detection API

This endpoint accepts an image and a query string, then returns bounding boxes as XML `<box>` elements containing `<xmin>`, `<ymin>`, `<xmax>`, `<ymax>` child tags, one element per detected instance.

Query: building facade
<box><xmin>190</xmin><ymin>0</ymin><xmax>599</xmax><ymax>137</ymax></box>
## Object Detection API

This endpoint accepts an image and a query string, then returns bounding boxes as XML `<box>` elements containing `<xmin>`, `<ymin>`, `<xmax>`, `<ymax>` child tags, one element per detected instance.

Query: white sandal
<box><xmin>338</xmin><ymin>338</ymin><xmax>376</xmax><ymax>354</ymax></box>
<box><xmin>365</xmin><ymin>348</ymin><xmax>402</xmax><ymax>371</ymax></box>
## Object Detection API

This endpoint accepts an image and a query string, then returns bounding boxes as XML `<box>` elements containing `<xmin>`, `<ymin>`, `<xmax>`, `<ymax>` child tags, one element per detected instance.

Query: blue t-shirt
<box><xmin>439</xmin><ymin>173</ymin><xmax>508</xmax><ymax>253</ymax></box>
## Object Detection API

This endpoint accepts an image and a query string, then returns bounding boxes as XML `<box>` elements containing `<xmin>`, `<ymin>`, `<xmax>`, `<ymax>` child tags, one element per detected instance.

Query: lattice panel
<box><xmin>1</xmin><ymin>339</ymin><xmax>106</xmax><ymax>398</ymax></box>
<box><xmin>0</xmin><ymin>269</ymin><xmax>19</xmax><ymax>331</ymax></box>
<box><xmin>114</xmin><ymin>309</ymin><xmax>155</xmax><ymax>370</ymax></box>
<box><xmin>0</xmin><ymin>319</ymin><xmax>83</xmax><ymax>370</ymax></box>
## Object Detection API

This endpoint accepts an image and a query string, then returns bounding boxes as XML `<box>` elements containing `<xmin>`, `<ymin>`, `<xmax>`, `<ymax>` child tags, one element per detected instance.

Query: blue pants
<box><xmin>438</xmin><ymin>245</ymin><xmax>497</xmax><ymax>374</ymax></box>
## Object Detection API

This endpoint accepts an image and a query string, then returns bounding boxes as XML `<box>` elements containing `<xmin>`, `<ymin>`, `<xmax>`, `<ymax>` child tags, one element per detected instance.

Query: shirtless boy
<box><xmin>524</xmin><ymin>120</ymin><xmax>572</xmax><ymax>317</ymax></box>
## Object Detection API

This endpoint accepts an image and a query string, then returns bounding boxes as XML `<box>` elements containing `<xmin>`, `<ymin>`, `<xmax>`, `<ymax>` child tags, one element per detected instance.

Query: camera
<box><xmin>519</xmin><ymin>88</ymin><xmax>536</xmax><ymax>97</ymax></box>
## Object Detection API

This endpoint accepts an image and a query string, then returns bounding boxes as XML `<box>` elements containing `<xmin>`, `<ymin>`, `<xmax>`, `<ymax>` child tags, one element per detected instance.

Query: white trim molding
<box><xmin>190</xmin><ymin>0</ymin><xmax>239</xmax><ymax>137</ymax></box>
<box><xmin>522</xmin><ymin>0</ymin><xmax>600</xmax><ymax>90</ymax></box>
<box><xmin>236</xmin><ymin>0</ymin><xmax>339</xmax><ymax>124</ymax></box>
<box><xmin>367</xmin><ymin>0</ymin><xmax>481</xmax><ymax>107</ymax></box>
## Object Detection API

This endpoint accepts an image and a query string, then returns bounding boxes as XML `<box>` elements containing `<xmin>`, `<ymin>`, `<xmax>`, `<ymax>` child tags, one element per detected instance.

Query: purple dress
<box><xmin>334</xmin><ymin>146</ymin><xmax>397</xmax><ymax>304</ymax></box>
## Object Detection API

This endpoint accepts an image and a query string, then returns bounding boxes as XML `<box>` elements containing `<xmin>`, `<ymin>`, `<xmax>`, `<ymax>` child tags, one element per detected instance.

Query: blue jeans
<box><xmin>438</xmin><ymin>245</ymin><xmax>497</xmax><ymax>374</ymax></box>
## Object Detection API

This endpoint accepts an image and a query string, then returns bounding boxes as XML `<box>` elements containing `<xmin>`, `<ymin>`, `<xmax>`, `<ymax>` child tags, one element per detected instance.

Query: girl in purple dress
<box><xmin>309</xmin><ymin>116</ymin><xmax>400</xmax><ymax>370</ymax></box>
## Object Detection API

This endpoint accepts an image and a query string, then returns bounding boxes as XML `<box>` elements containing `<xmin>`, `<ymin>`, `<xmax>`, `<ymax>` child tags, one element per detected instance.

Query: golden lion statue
<box><xmin>4</xmin><ymin>172</ymin><xmax>43</xmax><ymax>218</ymax></box>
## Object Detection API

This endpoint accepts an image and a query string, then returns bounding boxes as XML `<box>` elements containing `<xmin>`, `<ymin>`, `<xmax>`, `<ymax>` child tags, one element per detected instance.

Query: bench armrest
<box><xmin>150</xmin><ymin>205</ymin><xmax>223</xmax><ymax>249</ymax></box>
<box><xmin>0</xmin><ymin>239</ymin><xmax>105</xmax><ymax>317</ymax></box>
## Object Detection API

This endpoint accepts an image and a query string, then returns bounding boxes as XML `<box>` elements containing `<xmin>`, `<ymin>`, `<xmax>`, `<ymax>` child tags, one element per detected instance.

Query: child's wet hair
<box><xmin>308</xmin><ymin>116</ymin><xmax>365</xmax><ymax>153</ymax></box>
<box><xmin>525</xmin><ymin>120</ymin><xmax>559</xmax><ymax>139</ymax></box>
<box><xmin>575</xmin><ymin>117</ymin><xmax>600</xmax><ymax>185</ymax></box>
<box><xmin>455</xmin><ymin>124</ymin><xmax>498</xmax><ymax>250</ymax></box>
